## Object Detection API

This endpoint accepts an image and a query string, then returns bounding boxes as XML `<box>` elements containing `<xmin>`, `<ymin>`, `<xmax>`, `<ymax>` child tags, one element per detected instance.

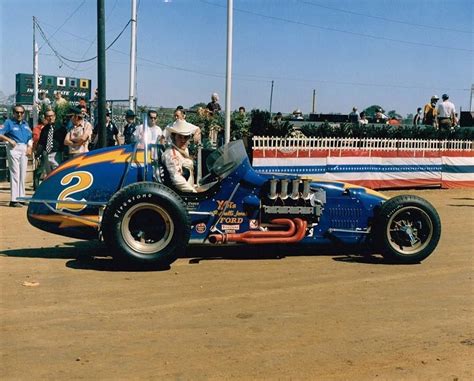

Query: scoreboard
<box><xmin>15</xmin><ymin>73</ymin><xmax>92</xmax><ymax>106</ymax></box>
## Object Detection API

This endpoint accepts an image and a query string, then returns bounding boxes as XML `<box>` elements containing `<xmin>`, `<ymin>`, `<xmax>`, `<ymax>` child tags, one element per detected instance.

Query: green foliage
<box><xmin>249</xmin><ymin>109</ymin><xmax>291</xmax><ymax>137</ymax></box>
<box><xmin>363</xmin><ymin>105</ymin><xmax>384</xmax><ymax>118</ymax></box>
<box><xmin>230</xmin><ymin>111</ymin><xmax>250</xmax><ymax>140</ymax></box>
<box><xmin>300</xmin><ymin>123</ymin><xmax>474</xmax><ymax>140</ymax></box>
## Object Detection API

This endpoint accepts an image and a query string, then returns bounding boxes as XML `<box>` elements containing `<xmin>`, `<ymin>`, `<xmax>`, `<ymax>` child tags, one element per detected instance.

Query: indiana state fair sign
<box><xmin>15</xmin><ymin>73</ymin><xmax>92</xmax><ymax>106</ymax></box>
<box><xmin>252</xmin><ymin>136</ymin><xmax>474</xmax><ymax>189</ymax></box>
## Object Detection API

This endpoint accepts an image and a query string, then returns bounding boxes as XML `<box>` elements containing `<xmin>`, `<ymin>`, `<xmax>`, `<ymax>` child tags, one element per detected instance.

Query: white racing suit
<box><xmin>162</xmin><ymin>145</ymin><xmax>197</xmax><ymax>193</ymax></box>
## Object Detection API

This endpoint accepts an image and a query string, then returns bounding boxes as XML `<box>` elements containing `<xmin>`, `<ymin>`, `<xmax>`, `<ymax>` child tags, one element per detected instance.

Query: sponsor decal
<box><xmin>249</xmin><ymin>219</ymin><xmax>259</xmax><ymax>229</ymax></box>
<box><xmin>221</xmin><ymin>224</ymin><xmax>240</xmax><ymax>232</ymax></box>
<box><xmin>219</xmin><ymin>217</ymin><xmax>243</xmax><ymax>224</ymax></box>
<box><xmin>216</xmin><ymin>200</ymin><xmax>236</xmax><ymax>210</ymax></box>
<box><xmin>195</xmin><ymin>223</ymin><xmax>207</xmax><ymax>234</ymax></box>
<box><xmin>186</xmin><ymin>201</ymin><xmax>200</xmax><ymax>211</ymax></box>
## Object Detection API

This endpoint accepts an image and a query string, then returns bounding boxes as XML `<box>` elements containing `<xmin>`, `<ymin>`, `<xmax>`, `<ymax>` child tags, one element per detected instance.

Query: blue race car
<box><xmin>26</xmin><ymin>140</ymin><xmax>441</xmax><ymax>267</ymax></box>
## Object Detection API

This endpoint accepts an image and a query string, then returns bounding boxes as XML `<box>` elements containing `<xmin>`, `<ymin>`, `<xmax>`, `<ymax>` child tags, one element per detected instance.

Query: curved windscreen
<box><xmin>206</xmin><ymin>140</ymin><xmax>248</xmax><ymax>178</ymax></box>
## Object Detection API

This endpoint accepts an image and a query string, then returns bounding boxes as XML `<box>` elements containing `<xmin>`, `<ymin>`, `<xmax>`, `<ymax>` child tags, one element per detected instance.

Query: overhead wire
<box><xmin>198</xmin><ymin>0</ymin><xmax>472</xmax><ymax>53</ymax></box>
<box><xmin>38</xmin><ymin>0</ymin><xmax>86</xmax><ymax>51</ymax></box>
<box><xmin>299</xmin><ymin>0</ymin><xmax>472</xmax><ymax>34</ymax></box>
<box><xmin>35</xmin><ymin>18</ymin><xmax>132</xmax><ymax>64</ymax></box>
<box><xmin>34</xmin><ymin>8</ymin><xmax>469</xmax><ymax>92</ymax></box>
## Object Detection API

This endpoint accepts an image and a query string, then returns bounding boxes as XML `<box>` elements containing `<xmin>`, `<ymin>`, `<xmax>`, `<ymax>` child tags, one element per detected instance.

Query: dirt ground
<box><xmin>1</xmin><ymin>184</ymin><xmax>473</xmax><ymax>380</ymax></box>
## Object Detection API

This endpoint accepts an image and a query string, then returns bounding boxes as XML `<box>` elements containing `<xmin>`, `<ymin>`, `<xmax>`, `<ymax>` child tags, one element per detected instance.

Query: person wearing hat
<box><xmin>437</xmin><ymin>94</ymin><xmax>457</xmax><ymax>130</ymax></box>
<box><xmin>123</xmin><ymin>109</ymin><xmax>137</xmax><ymax>145</ymax></box>
<box><xmin>162</xmin><ymin>119</ymin><xmax>199</xmax><ymax>193</ymax></box>
<box><xmin>92</xmin><ymin>110</ymin><xmax>118</xmax><ymax>147</ymax></box>
<box><xmin>422</xmin><ymin>95</ymin><xmax>439</xmax><ymax>127</ymax></box>
<box><xmin>164</xmin><ymin>107</ymin><xmax>201</xmax><ymax>145</ymax></box>
<box><xmin>64</xmin><ymin>107</ymin><xmax>93</xmax><ymax>157</ymax></box>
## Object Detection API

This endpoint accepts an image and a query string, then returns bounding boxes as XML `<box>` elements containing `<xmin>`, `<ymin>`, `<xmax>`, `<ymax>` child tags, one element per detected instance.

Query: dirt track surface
<box><xmin>1</xmin><ymin>185</ymin><xmax>473</xmax><ymax>380</ymax></box>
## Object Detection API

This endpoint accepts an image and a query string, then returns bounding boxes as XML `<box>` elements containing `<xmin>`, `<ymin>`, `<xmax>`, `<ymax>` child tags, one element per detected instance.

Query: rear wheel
<box><xmin>102</xmin><ymin>182</ymin><xmax>190</xmax><ymax>267</ymax></box>
<box><xmin>374</xmin><ymin>195</ymin><xmax>441</xmax><ymax>264</ymax></box>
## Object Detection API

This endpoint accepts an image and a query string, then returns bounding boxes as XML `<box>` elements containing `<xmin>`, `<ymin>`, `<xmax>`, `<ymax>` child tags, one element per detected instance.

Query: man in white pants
<box><xmin>0</xmin><ymin>104</ymin><xmax>33</xmax><ymax>207</ymax></box>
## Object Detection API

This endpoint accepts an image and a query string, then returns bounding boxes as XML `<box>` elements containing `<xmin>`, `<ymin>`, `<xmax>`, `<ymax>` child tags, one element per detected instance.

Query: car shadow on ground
<box><xmin>1</xmin><ymin>240</ymin><xmax>397</xmax><ymax>272</ymax></box>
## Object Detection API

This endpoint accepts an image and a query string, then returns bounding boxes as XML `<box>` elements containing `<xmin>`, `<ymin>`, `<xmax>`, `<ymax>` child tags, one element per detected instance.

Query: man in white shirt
<box><xmin>133</xmin><ymin>110</ymin><xmax>164</xmax><ymax>145</ymax></box>
<box><xmin>437</xmin><ymin>94</ymin><xmax>456</xmax><ymax>130</ymax></box>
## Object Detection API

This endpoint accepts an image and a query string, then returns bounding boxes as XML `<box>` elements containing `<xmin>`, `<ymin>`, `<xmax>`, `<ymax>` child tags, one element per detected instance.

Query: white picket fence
<box><xmin>252</xmin><ymin>136</ymin><xmax>473</xmax><ymax>152</ymax></box>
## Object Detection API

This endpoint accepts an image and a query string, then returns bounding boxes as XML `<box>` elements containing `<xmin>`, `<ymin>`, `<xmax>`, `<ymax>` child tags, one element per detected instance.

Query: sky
<box><xmin>0</xmin><ymin>0</ymin><xmax>472</xmax><ymax>116</ymax></box>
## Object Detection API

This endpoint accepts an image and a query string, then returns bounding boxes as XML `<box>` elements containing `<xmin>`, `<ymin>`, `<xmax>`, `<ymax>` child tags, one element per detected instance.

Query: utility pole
<box><xmin>470</xmin><ymin>84</ymin><xmax>474</xmax><ymax>111</ymax></box>
<box><xmin>128</xmin><ymin>0</ymin><xmax>137</xmax><ymax>111</ymax></box>
<box><xmin>97</xmin><ymin>0</ymin><xmax>107</xmax><ymax>148</ymax></box>
<box><xmin>224</xmin><ymin>0</ymin><xmax>233</xmax><ymax>144</ymax></box>
<box><xmin>32</xmin><ymin>17</ymin><xmax>39</xmax><ymax>127</ymax></box>
<box><xmin>312</xmin><ymin>89</ymin><xmax>316</xmax><ymax>113</ymax></box>
<box><xmin>269</xmin><ymin>80</ymin><xmax>274</xmax><ymax>116</ymax></box>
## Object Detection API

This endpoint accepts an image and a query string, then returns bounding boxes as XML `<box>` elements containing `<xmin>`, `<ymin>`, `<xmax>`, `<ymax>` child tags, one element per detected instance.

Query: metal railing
<box><xmin>252</xmin><ymin>136</ymin><xmax>473</xmax><ymax>152</ymax></box>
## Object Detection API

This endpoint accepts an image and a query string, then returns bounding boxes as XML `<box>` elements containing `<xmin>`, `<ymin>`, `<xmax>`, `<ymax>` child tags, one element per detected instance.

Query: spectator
<box><xmin>348</xmin><ymin>107</ymin><xmax>360</xmax><ymax>123</ymax></box>
<box><xmin>0</xmin><ymin>104</ymin><xmax>33</xmax><ymax>207</ymax></box>
<box><xmin>78</xmin><ymin>97</ymin><xmax>87</xmax><ymax>110</ymax></box>
<box><xmin>374</xmin><ymin>108</ymin><xmax>388</xmax><ymax>123</ymax></box>
<box><xmin>273</xmin><ymin>112</ymin><xmax>283</xmax><ymax>127</ymax></box>
<box><xmin>238</xmin><ymin>106</ymin><xmax>246</xmax><ymax>115</ymax></box>
<box><xmin>388</xmin><ymin>116</ymin><xmax>401</xmax><ymax>126</ymax></box>
<box><xmin>206</xmin><ymin>92</ymin><xmax>221</xmax><ymax>115</ymax></box>
<box><xmin>54</xmin><ymin>92</ymin><xmax>70</xmax><ymax>131</ymax></box>
<box><xmin>93</xmin><ymin>110</ymin><xmax>119</xmax><ymax>147</ymax></box>
<box><xmin>413</xmin><ymin>107</ymin><xmax>423</xmax><ymax>126</ymax></box>
<box><xmin>422</xmin><ymin>95</ymin><xmax>439</xmax><ymax>127</ymax></box>
<box><xmin>53</xmin><ymin>92</ymin><xmax>68</xmax><ymax>109</ymax></box>
<box><xmin>123</xmin><ymin>109</ymin><xmax>137</xmax><ymax>145</ymax></box>
<box><xmin>292</xmin><ymin>109</ymin><xmax>304</xmax><ymax>120</ymax></box>
<box><xmin>359</xmin><ymin>111</ymin><xmax>369</xmax><ymax>125</ymax></box>
<box><xmin>32</xmin><ymin>115</ymin><xmax>45</xmax><ymax>152</ymax></box>
<box><xmin>35</xmin><ymin>110</ymin><xmax>66</xmax><ymax>176</ymax></box>
<box><xmin>437</xmin><ymin>94</ymin><xmax>457</xmax><ymax>130</ymax></box>
<box><xmin>133</xmin><ymin>110</ymin><xmax>164</xmax><ymax>146</ymax></box>
<box><xmin>64</xmin><ymin>107</ymin><xmax>93</xmax><ymax>157</ymax></box>
<box><xmin>162</xmin><ymin>120</ymin><xmax>199</xmax><ymax>193</ymax></box>
<box><xmin>38</xmin><ymin>92</ymin><xmax>51</xmax><ymax>115</ymax></box>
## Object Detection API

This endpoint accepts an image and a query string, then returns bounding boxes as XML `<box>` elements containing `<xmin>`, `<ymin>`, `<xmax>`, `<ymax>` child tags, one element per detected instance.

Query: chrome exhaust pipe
<box><xmin>301</xmin><ymin>179</ymin><xmax>311</xmax><ymax>200</ymax></box>
<box><xmin>280</xmin><ymin>179</ymin><xmax>289</xmax><ymax>200</ymax></box>
<box><xmin>290</xmin><ymin>179</ymin><xmax>300</xmax><ymax>200</ymax></box>
<box><xmin>268</xmin><ymin>178</ymin><xmax>278</xmax><ymax>200</ymax></box>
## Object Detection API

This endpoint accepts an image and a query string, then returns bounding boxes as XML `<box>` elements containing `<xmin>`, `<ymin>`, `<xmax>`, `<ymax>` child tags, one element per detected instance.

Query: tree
<box><xmin>363</xmin><ymin>105</ymin><xmax>385</xmax><ymax>118</ymax></box>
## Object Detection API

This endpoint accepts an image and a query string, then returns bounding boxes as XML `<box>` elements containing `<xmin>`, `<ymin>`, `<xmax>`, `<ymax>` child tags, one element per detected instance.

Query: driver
<box><xmin>162</xmin><ymin>119</ymin><xmax>199</xmax><ymax>193</ymax></box>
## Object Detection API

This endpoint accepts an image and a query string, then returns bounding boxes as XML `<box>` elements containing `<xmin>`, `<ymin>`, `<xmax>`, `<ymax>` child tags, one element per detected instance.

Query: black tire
<box><xmin>101</xmin><ymin>182</ymin><xmax>190</xmax><ymax>267</ymax></box>
<box><xmin>374</xmin><ymin>195</ymin><xmax>441</xmax><ymax>264</ymax></box>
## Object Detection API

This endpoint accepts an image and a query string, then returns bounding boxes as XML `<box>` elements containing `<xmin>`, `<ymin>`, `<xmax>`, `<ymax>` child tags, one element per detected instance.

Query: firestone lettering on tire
<box><xmin>113</xmin><ymin>193</ymin><xmax>153</xmax><ymax>218</ymax></box>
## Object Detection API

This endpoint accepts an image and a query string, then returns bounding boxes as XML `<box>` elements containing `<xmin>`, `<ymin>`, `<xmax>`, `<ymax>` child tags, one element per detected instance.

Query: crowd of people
<box><xmin>0</xmin><ymin>90</ymin><xmax>462</xmax><ymax>203</ymax></box>
<box><xmin>0</xmin><ymin>92</ymin><xmax>228</xmax><ymax>203</ymax></box>
<box><xmin>348</xmin><ymin>94</ymin><xmax>458</xmax><ymax>129</ymax></box>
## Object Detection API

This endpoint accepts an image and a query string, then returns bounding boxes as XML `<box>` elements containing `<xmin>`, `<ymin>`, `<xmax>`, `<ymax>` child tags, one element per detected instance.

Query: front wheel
<box><xmin>374</xmin><ymin>195</ymin><xmax>441</xmax><ymax>264</ymax></box>
<box><xmin>101</xmin><ymin>182</ymin><xmax>190</xmax><ymax>267</ymax></box>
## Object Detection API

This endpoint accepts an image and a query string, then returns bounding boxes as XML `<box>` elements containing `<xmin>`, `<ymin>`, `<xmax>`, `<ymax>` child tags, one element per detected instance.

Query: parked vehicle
<box><xmin>26</xmin><ymin>140</ymin><xmax>441</xmax><ymax>267</ymax></box>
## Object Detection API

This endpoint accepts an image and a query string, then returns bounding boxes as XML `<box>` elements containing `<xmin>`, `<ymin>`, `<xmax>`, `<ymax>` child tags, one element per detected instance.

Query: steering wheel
<box><xmin>199</xmin><ymin>162</ymin><xmax>235</xmax><ymax>186</ymax></box>
<box><xmin>212</xmin><ymin>162</ymin><xmax>235</xmax><ymax>176</ymax></box>
<box><xmin>199</xmin><ymin>171</ymin><xmax>218</xmax><ymax>186</ymax></box>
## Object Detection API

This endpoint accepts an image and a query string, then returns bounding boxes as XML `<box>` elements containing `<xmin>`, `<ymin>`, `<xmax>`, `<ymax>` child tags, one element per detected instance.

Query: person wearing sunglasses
<box><xmin>133</xmin><ymin>109</ymin><xmax>164</xmax><ymax>147</ymax></box>
<box><xmin>0</xmin><ymin>104</ymin><xmax>33</xmax><ymax>207</ymax></box>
